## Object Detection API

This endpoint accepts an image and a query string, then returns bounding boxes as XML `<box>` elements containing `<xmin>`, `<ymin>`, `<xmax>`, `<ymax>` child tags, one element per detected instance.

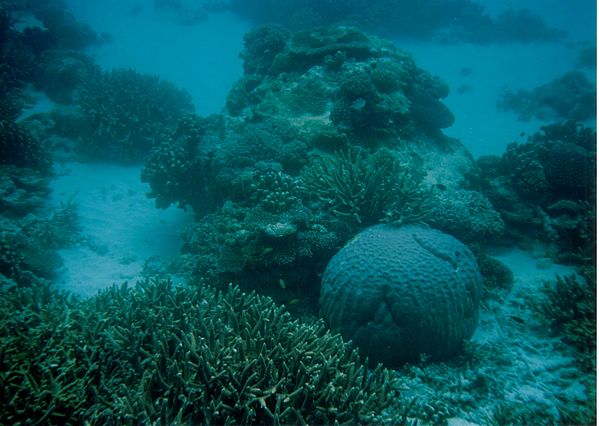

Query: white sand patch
<box><xmin>50</xmin><ymin>161</ymin><xmax>193</xmax><ymax>297</ymax></box>
<box><xmin>399</xmin><ymin>247</ymin><xmax>591</xmax><ymax>424</ymax></box>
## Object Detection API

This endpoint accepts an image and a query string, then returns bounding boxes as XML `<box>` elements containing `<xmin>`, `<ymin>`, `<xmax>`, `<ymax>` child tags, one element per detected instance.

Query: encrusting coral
<box><xmin>0</xmin><ymin>277</ymin><xmax>403</xmax><ymax>424</ymax></box>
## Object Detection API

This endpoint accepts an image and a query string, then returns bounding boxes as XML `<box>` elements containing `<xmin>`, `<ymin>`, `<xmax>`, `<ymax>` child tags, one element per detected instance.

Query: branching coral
<box><xmin>0</xmin><ymin>119</ymin><xmax>52</xmax><ymax>172</ymax></box>
<box><xmin>301</xmin><ymin>147</ymin><xmax>396</xmax><ymax>224</ymax></box>
<box><xmin>141</xmin><ymin>142</ymin><xmax>205</xmax><ymax>210</ymax></box>
<box><xmin>0</xmin><ymin>277</ymin><xmax>402</xmax><ymax>424</ymax></box>
<box><xmin>0</xmin><ymin>165</ymin><xmax>50</xmax><ymax>216</ymax></box>
<box><xmin>479</xmin><ymin>121</ymin><xmax>596</xmax><ymax>260</ymax></box>
<box><xmin>76</xmin><ymin>67</ymin><xmax>194</xmax><ymax>162</ymax></box>
<box><xmin>301</xmin><ymin>146</ymin><xmax>431</xmax><ymax>226</ymax></box>
<box><xmin>537</xmin><ymin>270</ymin><xmax>596</xmax><ymax>371</ymax></box>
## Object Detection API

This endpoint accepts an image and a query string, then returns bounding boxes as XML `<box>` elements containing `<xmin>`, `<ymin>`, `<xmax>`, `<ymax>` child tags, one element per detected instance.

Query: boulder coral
<box><xmin>320</xmin><ymin>224</ymin><xmax>483</xmax><ymax>367</ymax></box>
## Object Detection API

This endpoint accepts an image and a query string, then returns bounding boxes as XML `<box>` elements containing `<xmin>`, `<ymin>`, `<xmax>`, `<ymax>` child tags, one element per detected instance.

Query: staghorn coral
<box><xmin>0</xmin><ymin>232</ymin><xmax>26</xmax><ymax>281</ymax></box>
<box><xmin>76</xmin><ymin>67</ymin><xmax>195</xmax><ymax>162</ymax></box>
<box><xmin>301</xmin><ymin>146</ymin><xmax>430</xmax><ymax>226</ymax></box>
<box><xmin>0</xmin><ymin>277</ymin><xmax>402</xmax><ymax>424</ymax></box>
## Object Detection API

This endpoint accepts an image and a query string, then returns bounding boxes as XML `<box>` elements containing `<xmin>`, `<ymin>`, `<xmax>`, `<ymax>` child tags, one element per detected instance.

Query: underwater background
<box><xmin>0</xmin><ymin>0</ymin><xmax>596</xmax><ymax>424</ymax></box>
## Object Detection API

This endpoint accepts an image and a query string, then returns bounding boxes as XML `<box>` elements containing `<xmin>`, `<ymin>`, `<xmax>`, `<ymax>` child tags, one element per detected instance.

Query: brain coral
<box><xmin>320</xmin><ymin>224</ymin><xmax>482</xmax><ymax>367</ymax></box>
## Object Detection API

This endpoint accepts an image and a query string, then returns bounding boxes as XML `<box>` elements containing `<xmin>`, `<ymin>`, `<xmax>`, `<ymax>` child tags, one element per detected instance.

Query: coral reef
<box><xmin>427</xmin><ymin>189</ymin><xmax>505</xmax><ymax>243</ymax></box>
<box><xmin>537</xmin><ymin>271</ymin><xmax>596</xmax><ymax>371</ymax></box>
<box><xmin>76</xmin><ymin>67</ymin><xmax>195</xmax><ymax>162</ymax></box>
<box><xmin>470</xmin><ymin>246</ymin><xmax>514</xmax><ymax>293</ymax></box>
<box><xmin>145</xmin><ymin>25</ymin><xmax>481</xmax><ymax>309</ymax></box>
<box><xmin>497</xmin><ymin>71</ymin><xmax>596</xmax><ymax>122</ymax></box>
<box><xmin>178</xmin><ymin>196</ymin><xmax>341</xmax><ymax>315</ymax></box>
<box><xmin>320</xmin><ymin>224</ymin><xmax>483</xmax><ymax>367</ymax></box>
<box><xmin>36</xmin><ymin>50</ymin><xmax>96</xmax><ymax>104</ymax></box>
<box><xmin>0</xmin><ymin>189</ymin><xmax>80</xmax><ymax>281</ymax></box>
<box><xmin>300</xmin><ymin>147</ymin><xmax>431</xmax><ymax>226</ymax></box>
<box><xmin>0</xmin><ymin>1</ymin><xmax>101</xmax><ymax>117</ymax></box>
<box><xmin>0</xmin><ymin>165</ymin><xmax>50</xmax><ymax>216</ymax></box>
<box><xmin>141</xmin><ymin>142</ymin><xmax>205</xmax><ymax>210</ymax></box>
<box><xmin>0</xmin><ymin>119</ymin><xmax>52</xmax><ymax>172</ymax></box>
<box><xmin>26</xmin><ymin>3</ymin><xmax>101</xmax><ymax>50</ymax></box>
<box><xmin>141</xmin><ymin>114</ymin><xmax>224</xmax><ymax>212</ymax></box>
<box><xmin>0</xmin><ymin>277</ymin><xmax>402</xmax><ymax>424</ymax></box>
<box><xmin>240</xmin><ymin>25</ymin><xmax>290</xmax><ymax>76</ymax></box>
<box><xmin>478</xmin><ymin>121</ymin><xmax>596</xmax><ymax>262</ymax></box>
<box><xmin>229</xmin><ymin>25</ymin><xmax>454</xmax><ymax>139</ymax></box>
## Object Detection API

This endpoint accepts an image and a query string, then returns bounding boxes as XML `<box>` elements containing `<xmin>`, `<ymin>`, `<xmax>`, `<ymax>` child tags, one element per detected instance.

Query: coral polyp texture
<box><xmin>320</xmin><ymin>224</ymin><xmax>483</xmax><ymax>367</ymax></box>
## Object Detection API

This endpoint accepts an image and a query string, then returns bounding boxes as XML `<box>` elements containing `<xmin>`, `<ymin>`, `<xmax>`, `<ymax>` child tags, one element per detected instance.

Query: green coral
<box><xmin>470</xmin><ymin>245</ymin><xmax>514</xmax><ymax>293</ymax></box>
<box><xmin>0</xmin><ymin>277</ymin><xmax>401</xmax><ymax>424</ymax></box>
<box><xmin>239</xmin><ymin>25</ymin><xmax>290</xmax><ymax>76</ymax></box>
<box><xmin>537</xmin><ymin>270</ymin><xmax>596</xmax><ymax>371</ymax></box>
<box><xmin>141</xmin><ymin>142</ymin><xmax>205</xmax><ymax>210</ymax></box>
<box><xmin>0</xmin><ymin>165</ymin><xmax>50</xmax><ymax>216</ymax></box>
<box><xmin>427</xmin><ymin>189</ymin><xmax>505</xmax><ymax>243</ymax></box>
<box><xmin>301</xmin><ymin>146</ymin><xmax>430</xmax><ymax>226</ymax></box>
<box><xmin>245</xmin><ymin>170</ymin><xmax>301</xmax><ymax>213</ymax></box>
<box><xmin>0</xmin><ymin>119</ymin><xmax>52</xmax><ymax>172</ymax></box>
<box><xmin>231</xmin><ymin>25</ymin><xmax>453</xmax><ymax>139</ymax></box>
<box><xmin>76</xmin><ymin>67</ymin><xmax>194</xmax><ymax>162</ymax></box>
